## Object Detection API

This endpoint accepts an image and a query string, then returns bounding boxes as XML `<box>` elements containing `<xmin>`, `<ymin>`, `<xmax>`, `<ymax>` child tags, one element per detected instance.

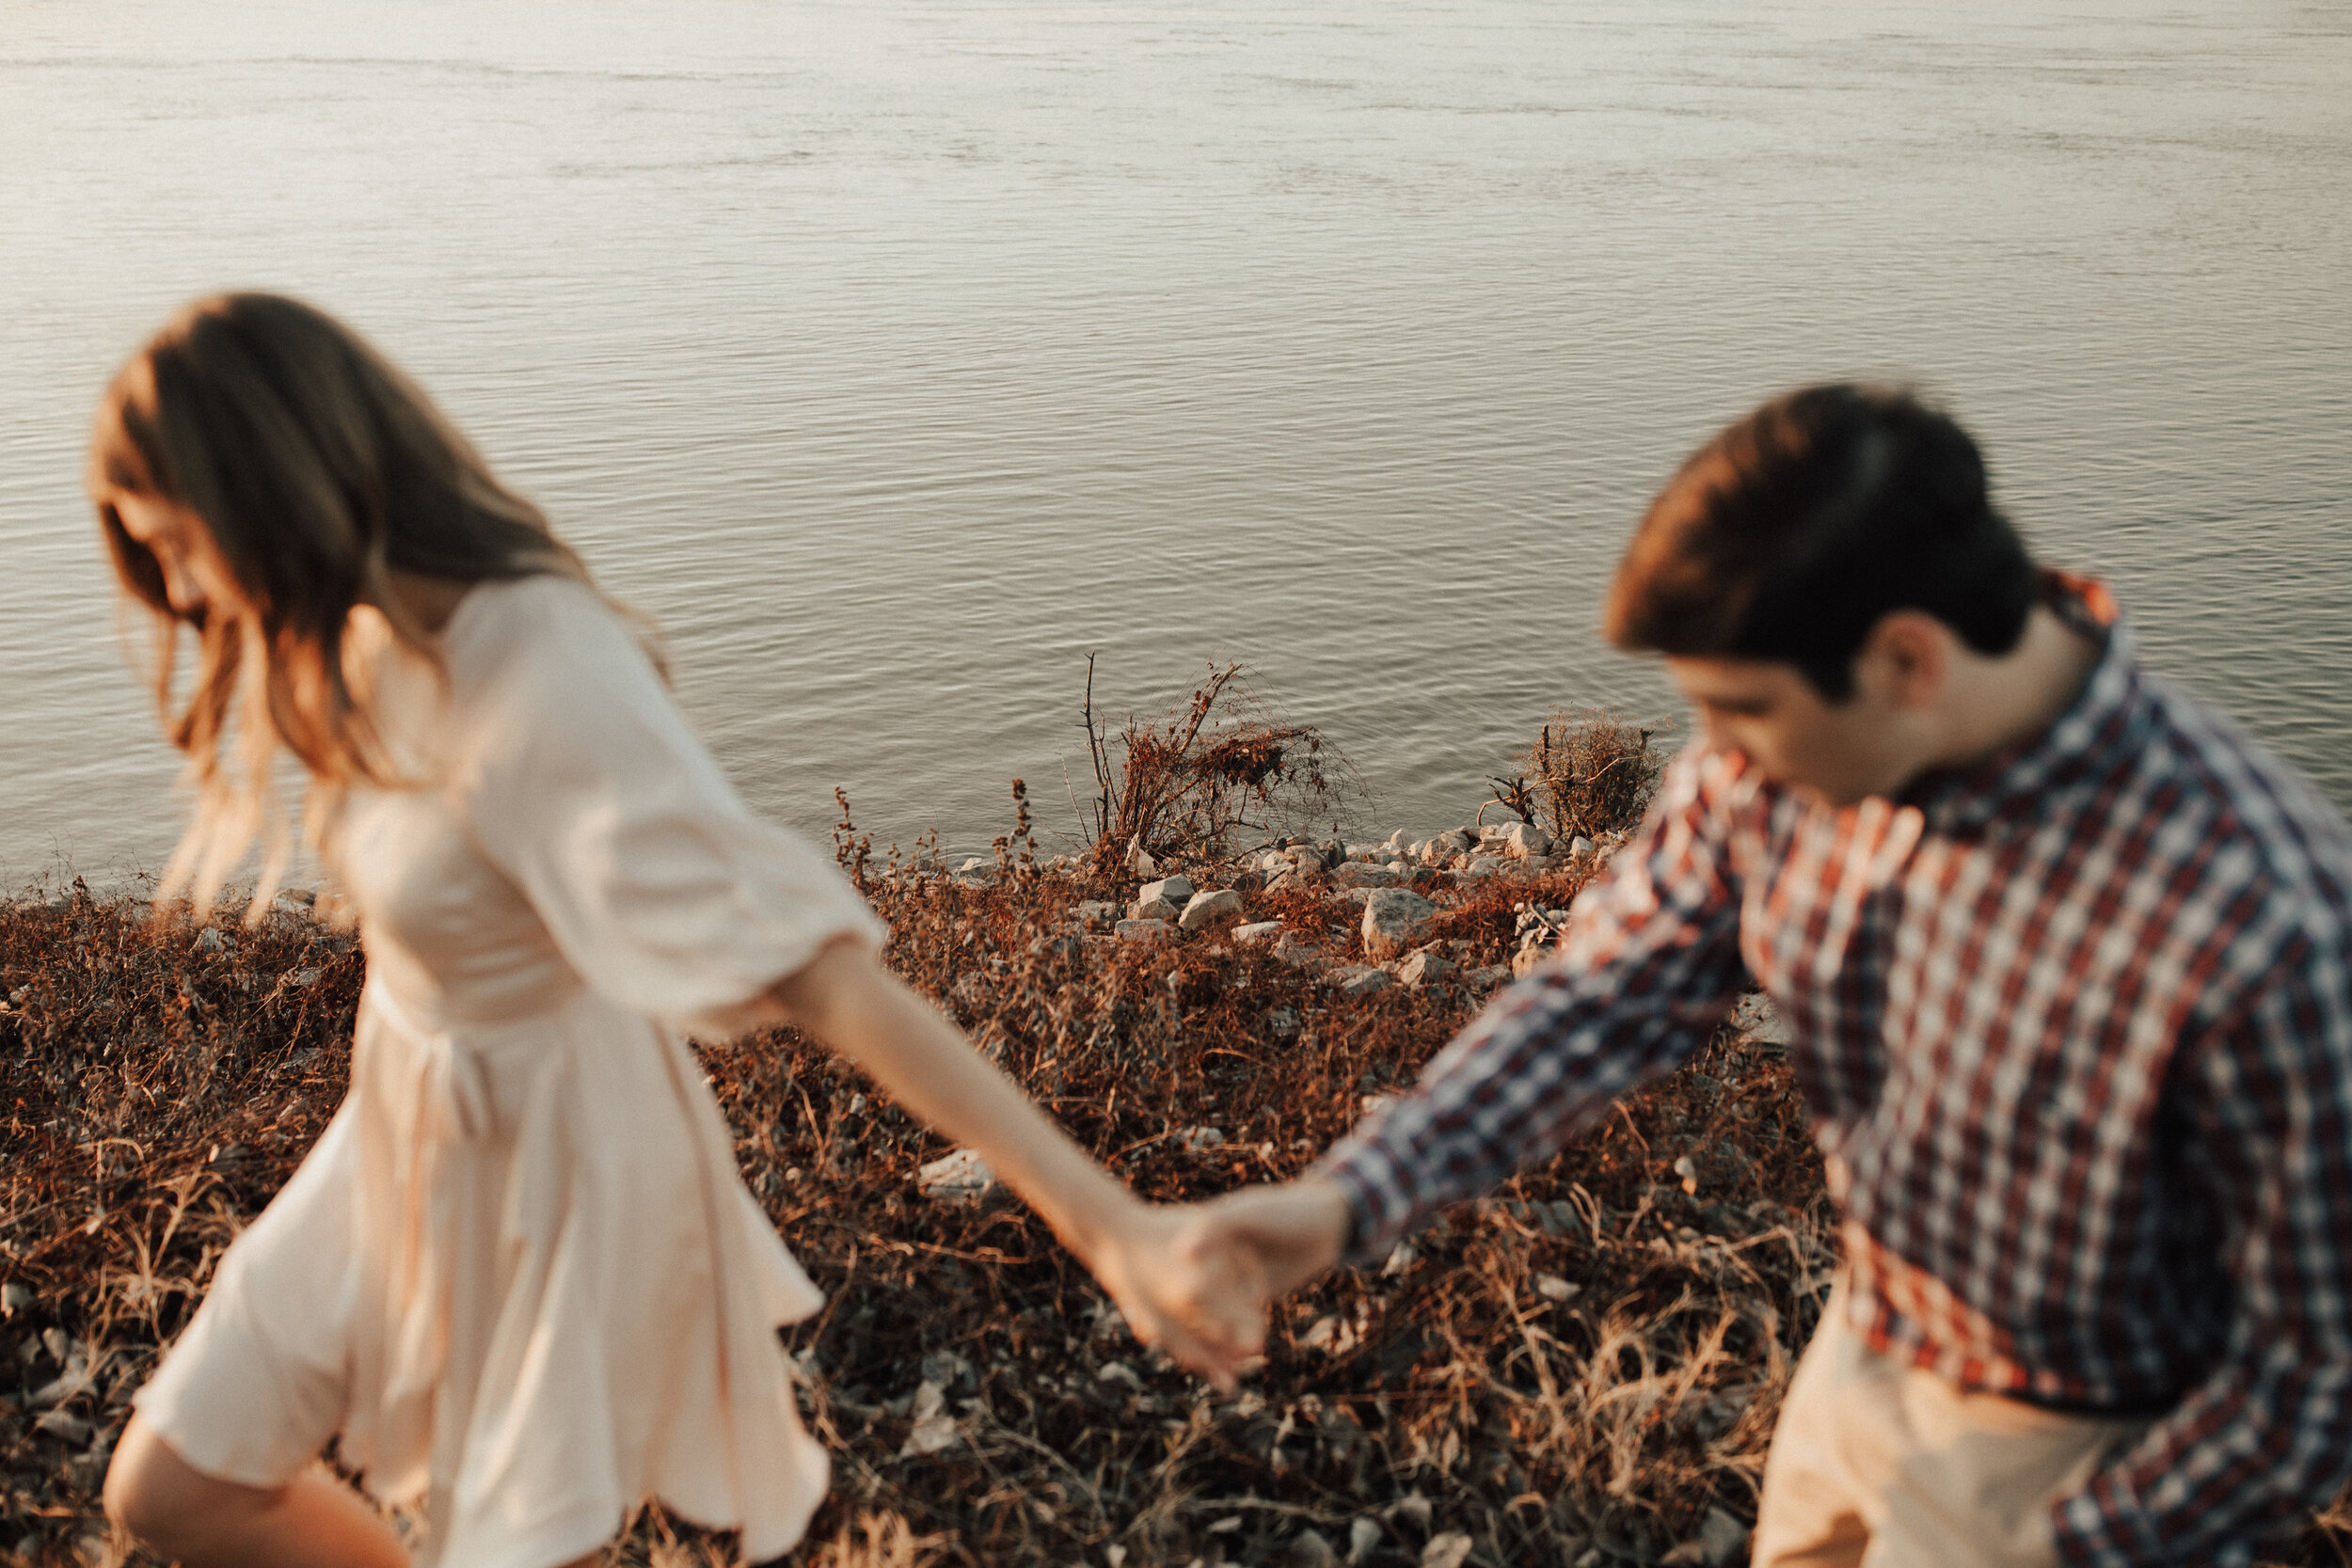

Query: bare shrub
<box><xmin>1076</xmin><ymin>658</ymin><xmax>1359</xmax><ymax>874</ymax></box>
<box><xmin>1511</xmin><ymin>709</ymin><xmax>1666</xmax><ymax>845</ymax></box>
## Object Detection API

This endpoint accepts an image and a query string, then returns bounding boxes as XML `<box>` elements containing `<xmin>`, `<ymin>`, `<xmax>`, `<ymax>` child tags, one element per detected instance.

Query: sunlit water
<box><xmin>4</xmin><ymin>1</ymin><xmax>2348</xmax><ymax>884</ymax></box>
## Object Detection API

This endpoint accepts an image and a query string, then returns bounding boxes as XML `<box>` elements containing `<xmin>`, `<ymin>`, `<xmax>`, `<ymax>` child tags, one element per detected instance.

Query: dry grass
<box><xmin>5</xmin><ymin>838</ymin><xmax>2350</xmax><ymax>1566</ymax></box>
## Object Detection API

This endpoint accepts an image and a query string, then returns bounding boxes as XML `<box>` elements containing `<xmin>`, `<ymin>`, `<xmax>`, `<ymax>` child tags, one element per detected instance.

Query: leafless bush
<box><xmin>1076</xmin><ymin>659</ymin><xmax>1359</xmax><ymax>874</ymax></box>
<box><xmin>1510</xmin><ymin>709</ymin><xmax>1666</xmax><ymax>846</ymax></box>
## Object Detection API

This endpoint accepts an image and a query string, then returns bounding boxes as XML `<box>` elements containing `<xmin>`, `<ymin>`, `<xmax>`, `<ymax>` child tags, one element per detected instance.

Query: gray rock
<box><xmin>1463</xmin><ymin>854</ymin><xmax>1508</xmax><ymax>879</ymax></box>
<box><xmin>2</xmin><ymin>1282</ymin><xmax>33</xmax><ymax>1316</ymax></box>
<box><xmin>1115</xmin><ymin>918</ymin><xmax>1173</xmax><ymax>942</ymax></box>
<box><xmin>1182</xmin><ymin>1126</ymin><xmax>1226</xmax><ymax>1152</ymax></box>
<box><xmin>1568</xmin><ymin>835</ymin><xmax>1597</xmax><ymax>861</ymax></box>
<box><xmin>1233</xmin><ymin>919</ymin><xmax>1284</xmax><ymax>945</ymax></box>
<box><xmin>1417</xmin><ymin>830</ymin><xmax>1472</xmax><ymax>866</ymax></box>
<box><xmin>1506</xmin><ymin>822</ymin><xmax>1554</xmax><ymax>859</ymax></box>
<box><xmin>1398</xmin><ymin>950</ymin><xmax>1454</xmax><ymax>988</ymax></box>
<box><xmin>1071</xmin><ymin>900</ymin><xmax>1120</xmax><ymax>932</ymax></box>
<box><xmin>1335</xmin><ymin>966</ymin><xmax>1392</xmax><ymax>999</ymax></box>
<box><xmin>1511</xmin><ymin>943</ymin><xmax>1553</xmax><ymax>978</ymax></box>
<box><xmin>1179</xmin><ymin>888</ymin><xmax>1245</xmax><ymax>931</ymax></box>
<box><xmin>1333</xmin><ymin>863</ymin><xmax>1402</xmax><ymax>890</ymax></box>
<box><xmin>1349</xmin><ymin>1517</ymin><xmax>1384</xmax><ymax>1563</ymax></box>
<box><xmin>1361</xmin><ymin>889</ymin><xmax>1439</xmax><ymax>962</ymax></box>
<box><xmin>1128</xmin><ymin>895</ymin><xmax>1183</xmax><ymax>923</ymax></box>
<box><xmin>1138</xmin><ymin>875</ymin><xmax>1196</xmax><ymax>908</ymax></box>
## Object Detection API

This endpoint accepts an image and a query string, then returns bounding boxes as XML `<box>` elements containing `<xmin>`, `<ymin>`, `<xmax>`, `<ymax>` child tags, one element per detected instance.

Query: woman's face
<box><xmin>107</xmin><ymin>490</ymin><xmax>242</xmax><ymax>618</ymax></box>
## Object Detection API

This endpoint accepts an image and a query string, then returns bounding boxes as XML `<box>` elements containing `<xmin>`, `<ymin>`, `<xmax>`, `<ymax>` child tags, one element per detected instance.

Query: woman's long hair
<box><xmin>90</xmin><ymin>293</ymin><xmax>608</xmax><ymax>919</ymax></box>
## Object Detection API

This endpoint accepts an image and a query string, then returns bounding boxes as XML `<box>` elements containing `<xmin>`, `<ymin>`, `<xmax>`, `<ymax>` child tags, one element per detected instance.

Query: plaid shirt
<box><xmin>1320</xmin><ymin>579</ymin><xmax>2352</xmax><ymax>1566</ymax></box>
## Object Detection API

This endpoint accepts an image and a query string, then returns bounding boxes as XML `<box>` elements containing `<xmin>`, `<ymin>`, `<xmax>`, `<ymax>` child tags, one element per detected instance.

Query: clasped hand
<box><xmin>1086</xmin><ymin>1177</ymin><xmax>1359</xmax><ymax>1391</ymax></box>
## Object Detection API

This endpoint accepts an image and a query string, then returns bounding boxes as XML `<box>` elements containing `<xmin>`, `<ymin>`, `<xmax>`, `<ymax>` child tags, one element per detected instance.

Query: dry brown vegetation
<box><xmin>1496</xmin><ymin>713</ymin><xmax>1664</xmax><ymax>851</ymax></box>
<box><xmin>1075</xmin><ymin>659</ymin><xmax>1358</xmax><ymax>873</ymax></box>
<box><xmin>7</xmin><ymin>763</ymin><xmax>2352</xmax><ymax>1564</ymax></box>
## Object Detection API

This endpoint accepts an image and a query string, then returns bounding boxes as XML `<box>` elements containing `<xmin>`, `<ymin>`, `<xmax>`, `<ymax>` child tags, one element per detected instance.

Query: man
<box><xmin>1177</xmin><ymin>385</ymin><xmax>2352</xmax><ymax>1565</ymax></box>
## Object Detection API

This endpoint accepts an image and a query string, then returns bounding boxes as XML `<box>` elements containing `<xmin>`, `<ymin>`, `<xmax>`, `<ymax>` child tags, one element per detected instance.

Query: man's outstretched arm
<box><xmin>1179</xmin><ymin>749</ymin><xmax>1755</xmax><ymax>1324</ymax></box>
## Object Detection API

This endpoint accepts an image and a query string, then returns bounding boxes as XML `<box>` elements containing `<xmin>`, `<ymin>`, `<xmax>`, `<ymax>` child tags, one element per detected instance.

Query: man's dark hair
<box><xmin>1604</xmin><ymin>383</ymin><xmax>2038</xmax><ymax>699</ymax></box>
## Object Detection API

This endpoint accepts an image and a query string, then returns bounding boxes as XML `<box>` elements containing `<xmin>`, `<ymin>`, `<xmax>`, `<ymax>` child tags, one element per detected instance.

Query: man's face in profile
<box><xmin>1667</xmin><ymin>654</ymin><xmax>1918</xmax><ymax>808</ymax></box>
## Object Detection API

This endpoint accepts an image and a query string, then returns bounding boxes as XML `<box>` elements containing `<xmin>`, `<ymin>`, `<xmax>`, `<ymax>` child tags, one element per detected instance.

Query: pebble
<box><xmin>1335</xmin><ymin>967</ymin><xmax>1391</xmax><ymax>999</ymax></box>
<box><xmin>33</xmin><ymin>1409</ymin><xmax>91</xmax><ymax>1447</ymax></box>
<box><xmin>1115</xmin><ymin>918</ymin><xmax>1173</xmax><ymax>942</ymax></box>
<box><xmin>916</xmin><ymin>1148</ymin><xmax>995</xmax><ymax>1201</ymax></box>
<box><xmin>1287</xmin><ymin>1528</ymin><xmax>1337</xmax><ymax>1568</ymax></box>
<box><xmin>1232</xmin><ymin>920</ymin><xmax>1284</xmax><ymax>946</ymax></box>
<box><xmin>1422</xmin><ymin>1532</ymin><xmax>1474</xmax><ymax>1568</ymax></box>
<box><xmin>1732</xmin><ymin>990</ymin><xmax>1795</xmax><ymax>1046</ymax></box>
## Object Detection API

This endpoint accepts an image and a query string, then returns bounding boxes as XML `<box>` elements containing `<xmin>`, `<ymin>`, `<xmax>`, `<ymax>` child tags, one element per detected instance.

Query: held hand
<box><xmin>1089</xmin><ymin>1179</ymin><xmax>1355</xmax><ymax>1390</ymax></box>
<box><xmin>1087</xmin><ymin>1202</ymin><xmax>1268</xmax><ymax>1392</ymax></box>
<box><xmin>1185</xmin><ymin>1177</ymin><xmax>1355</xmax><ymax>1305</ymax></box>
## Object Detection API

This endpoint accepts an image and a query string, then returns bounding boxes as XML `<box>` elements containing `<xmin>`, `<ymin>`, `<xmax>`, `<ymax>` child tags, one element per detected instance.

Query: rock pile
<box><xmin>918</xmin><ymin>811</ymin><xmax>1640</xmax><ymax>1006</ymax></box>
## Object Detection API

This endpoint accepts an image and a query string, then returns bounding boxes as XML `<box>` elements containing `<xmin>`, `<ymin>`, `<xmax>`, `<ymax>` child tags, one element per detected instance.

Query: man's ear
<box><xmin>1858</xmin><ymin>610</ymin><xmax>1951</xmax><ymax>711</ymax></box>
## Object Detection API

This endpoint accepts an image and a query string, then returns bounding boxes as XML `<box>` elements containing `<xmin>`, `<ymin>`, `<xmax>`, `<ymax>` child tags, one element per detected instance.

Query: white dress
<box><xmin>135</xmin><ymin>576</ymin><xmax>886</xmax><ymax>1568</ymax></box>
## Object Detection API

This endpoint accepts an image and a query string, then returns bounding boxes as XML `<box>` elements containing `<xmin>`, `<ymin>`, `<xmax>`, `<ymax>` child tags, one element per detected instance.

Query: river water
<box><xmin>4</xmin><ymin>1</ymin><xmax>2348</xmax><ymax>883</ymax></box>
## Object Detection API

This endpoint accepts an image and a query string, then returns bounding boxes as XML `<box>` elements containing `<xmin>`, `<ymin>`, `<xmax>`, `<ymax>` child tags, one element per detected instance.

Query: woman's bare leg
<box><xmin>104</xmin><ymin>1414</ymin><xmax>408</xmax><ymax>1568</ymax></box>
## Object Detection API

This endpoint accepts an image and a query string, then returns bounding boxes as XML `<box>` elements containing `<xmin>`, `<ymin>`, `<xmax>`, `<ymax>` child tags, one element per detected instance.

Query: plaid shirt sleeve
<box><xmin>1314</xmin><ymin>750</ymin><xmax>1751</xmax><ymax>1264</ymax></box>
<box><xmin>2053</xmin><ymin>922</ymin><xmax>2352</xmax><ymax>1566</ymax></box>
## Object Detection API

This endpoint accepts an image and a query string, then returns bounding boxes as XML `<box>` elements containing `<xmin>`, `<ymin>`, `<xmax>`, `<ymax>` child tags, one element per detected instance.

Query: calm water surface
<box><xmin>4</xmin><ymin>2</ymin><xmax>2348</xmax><ymax>879</ymax></box>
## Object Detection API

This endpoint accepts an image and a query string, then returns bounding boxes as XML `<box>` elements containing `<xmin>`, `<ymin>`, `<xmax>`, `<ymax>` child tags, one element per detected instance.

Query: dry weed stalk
<box><xmin>1078</xmin><ymin>659</ymin><xmax>1357</xmax><ymax>874</ymax></box>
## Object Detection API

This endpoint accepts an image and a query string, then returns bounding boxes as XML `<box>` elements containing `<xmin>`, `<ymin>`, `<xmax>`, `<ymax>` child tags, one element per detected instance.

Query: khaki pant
<box><xmin>1753</xmin><ymin>1289</ymin><xmax>2149</xmax><ymax>1568</ymax></box>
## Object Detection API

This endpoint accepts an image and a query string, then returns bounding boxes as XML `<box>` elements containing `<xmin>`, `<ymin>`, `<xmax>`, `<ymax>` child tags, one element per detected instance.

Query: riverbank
<box><xmin>2</xmin><ymin>833</ymin><xmax>2345</xmax><ymax>1565</ymax></box>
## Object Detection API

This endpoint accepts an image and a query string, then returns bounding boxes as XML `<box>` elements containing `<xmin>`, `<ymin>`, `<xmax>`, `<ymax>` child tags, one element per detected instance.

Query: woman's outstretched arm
<box><xmin>760</xmin><ymin>935</ymin><xmax>1258</xmax><ymax>1387</ymax></box>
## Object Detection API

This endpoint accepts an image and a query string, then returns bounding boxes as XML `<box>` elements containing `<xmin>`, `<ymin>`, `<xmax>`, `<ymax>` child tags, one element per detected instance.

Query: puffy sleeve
<box><xmin>447</xmin><ymin>576</ymin><xmax>887</xmax><ymax>1026</ymax></box>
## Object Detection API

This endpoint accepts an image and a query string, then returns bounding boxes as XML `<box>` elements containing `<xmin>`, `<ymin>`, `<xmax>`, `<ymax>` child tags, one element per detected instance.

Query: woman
<box><xmin>90</xmin><ymin>293</ymin><xmax>1243</xmax><ymax>1568</ymax></box>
